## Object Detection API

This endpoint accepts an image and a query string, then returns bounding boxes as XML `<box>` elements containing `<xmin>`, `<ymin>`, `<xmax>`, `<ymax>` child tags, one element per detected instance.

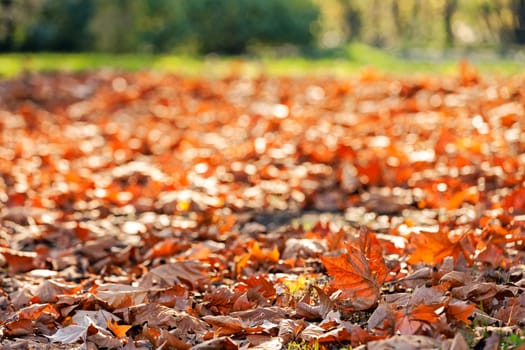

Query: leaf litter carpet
<box><xmin>0</xmin><ymin>64</ymin><xmax>524</xmax><ymax>349</ymax></box>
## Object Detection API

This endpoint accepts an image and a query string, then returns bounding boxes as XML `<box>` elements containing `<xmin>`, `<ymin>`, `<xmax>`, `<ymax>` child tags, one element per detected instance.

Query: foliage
<box><xmin>22</xmin><ymin>0</ymin><xmax>95</xmax><ymax>51</ymax></box>
<box><xmin>2</xmin><ymin>0</ymin><xmax>525</xmax><ymax>54</ymax></box>
<box><xmin>500</xmin><ymin>331</ymin><xmax>525</xmax><ymax>349</ymax></box>
<box><xmin>0</xmin><ymin>64</ymin><xmax>525</xmax><ymax>348</ymax></box>
<box><xmin>183</xmin><ymin>0</ymin><xmax>320</xmax><ymax>54</ymax></box>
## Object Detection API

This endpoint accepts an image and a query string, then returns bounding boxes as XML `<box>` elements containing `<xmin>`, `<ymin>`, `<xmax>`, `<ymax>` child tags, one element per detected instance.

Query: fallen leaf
<box><xmin>139</xmin><ymin>260</ymin><xmax>208</xmax><ymax>289</ymax></box>
<box><xmin>107</xmin><ymin>318</ymin><xmax>131</xmax><ymax>338</ymax></box>
<box><xmin>367</xmin><ymin>335</ymin><xmax>441</xmax><ymax>350</ymax></box>
<box><xmin>407</xmin><ymin>229</ymin><xmax>468</xmax><ymax>265</ymax></box>
<box><xmin>320</xmin><ymin>228</ymin><xmax>387</xmax><ymax>310</ymax></box>
<box><xmin>447</xmin><ymin>301</ymin><xmax>475</xmax><ymax>324</ymax></box>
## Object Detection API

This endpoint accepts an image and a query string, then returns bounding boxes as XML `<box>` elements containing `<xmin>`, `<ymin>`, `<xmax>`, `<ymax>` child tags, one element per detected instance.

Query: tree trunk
<box><xmin>392</xmin><ymin>1</ymin><xmax>402</xmax><ymax>39</ymax></box>
<box><xmin>443</xmin><ymin>0</ymin><xmax>458</xmax><ymax>47</ymax></box>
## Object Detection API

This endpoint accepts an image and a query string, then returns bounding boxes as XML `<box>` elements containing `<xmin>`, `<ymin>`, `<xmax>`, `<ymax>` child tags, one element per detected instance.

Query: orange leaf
<box><xmin>3</xmin><ymin>319</ymin><xmax>33</xmax><ymax>337</ymax></box>
<box><xmin>250</xmin><ymin>241</ymin><xmax>279</xmax><ymax>263</ymax></box>
<box><xmin>234</xmin><ymin>253</ymin><xmax>251</xmax><ymax>277</ymax></box>
<box><xmin>147</xmin><ymin>238</ymin><xmax>184</xmax><ymax>259</ymax></box>
<box><xmin>320</xmin><ymin>228</ymin><xmax>387</xmax><ymax>310</ymax></box>
<box><xmin>407</xmin><ymin>229</ymin><xmax>465</xmax><ymax>265</ymax></box>
<box><xmin>395</xmin><ymin>303</ymin><xmax>441</xmax><ymax>335</ymax></box>
<box><xmin>502</xmin><ymin>187</ymin><xmax>525</xmax><ymax>214</ymax></box>
<box><xmin>107</xmin><ymin>319</ymin><xmax>132</xmax><ymax>338</ymax></box>
<box><xmin>409</xmin><ymin>303</ymin><xmax>442</xmax><ymax>323</ymax></box>
<box><xmin>0</xmin><ymin>247</ymin><xmax>38</xmax><ymax>274</ymax></box>
<box><xmin>18</xmin><ymin>303</ymin><xmax>60</xmax><ymax>320</ymax></box>
<box><xmin>447</xmin><ymin>302</ymin><xmax>475</xmax><ymax>324</ymax></box>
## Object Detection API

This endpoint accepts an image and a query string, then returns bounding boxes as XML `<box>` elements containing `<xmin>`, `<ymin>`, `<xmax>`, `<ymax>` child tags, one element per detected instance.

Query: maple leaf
<box><xmin>407</xmin><ymin>228</ymin><xmax>472</xmax><ymax>265</ymax></box>
<box><xmin>320</xmin><ymin>228</ymin><xmax>387</xmax><ymax>310</ymax></box>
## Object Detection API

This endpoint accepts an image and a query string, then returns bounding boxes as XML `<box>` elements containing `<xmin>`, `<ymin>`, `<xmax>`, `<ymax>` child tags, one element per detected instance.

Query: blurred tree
<box><xmin>479</xmin><ymin>0</ymin><xmax>516</xmax><ymax>50</ymax></box>
<box><xmin>369</xmin><ymin>0</ymin><xmax>385</xmax><ymax>47</ymax></box>
<box><xmin>512</xmin><ymin>0</ymin><xmax>525</xmax><ymax>43</ymax></box>
<box><xmin>339</xmin><ymin>0</ymin><xmax>362</xmax><ymax>41</ymax></box>
<box><xmin>139</xmin><ymin>0</ymin><xmax>190</xmax><ymax>52</ymax></box>
<box><xmin>0</xmin><ymin>0</ymin><xmax>14</xmax><ymax>51</ymax></box>
<box><xmin>23</xmin><ymin>0</ymin><xmax>94</xmax><ymax>51</ymax></box>
<box><xmin>89</xmin><ymin>0</ymin><xmax>142</xmax><ymax>53</ymax></box>
<box><xmin>184</xmin><ymin>0</ymin><xmax>320</xmax><ymax>54</ymax></box>
<box><xmin>443</xmin><ymin>0</ymin><xmax>458</xmax><ymax>47</ymax></box>
<box><xmin>391</xmin><ymin>0</ymin><xmax>422</xmax><ymax>46</ymax></box>
<box><xmin>0</xmin><ymin>0</ymin><xmax>520</xmax><ymax>55</ymax></box>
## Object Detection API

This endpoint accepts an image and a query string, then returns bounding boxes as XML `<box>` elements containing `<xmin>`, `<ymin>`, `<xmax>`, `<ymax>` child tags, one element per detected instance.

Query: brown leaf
<box><xmin>295</xmin><ymin>286</ymin><xmax>333</xmax><ymax>321</ymax></box>
<box><xmin>127</xmin><ymin>303</ymin><xmax>207</xmax><ymax>333</ymax></box>
<box><xmin>320</xmin><ymin>229</ymin><xmax>387</xmax><ymax>310</ymax></box>
<box><xmin>202</xmin><ymin>315</ymin><xmax>245</xmax><ymax>336</ymax></box>
<box><xmin>139</xmin><ymin>260</ymin><xmax>208</xmax><ymax>289</ymax></box>
<box><xmin>317</xmin><ymin>322</ymin><xmax>380</xmax><ymax>347</ymax></box>
<box><xmin>447</xmin><ymin>333</ymin><xmax>469</xmax><ymax>350</ymax></box>
<box><xmin>277</xmin><ymin>319</ymin><xmax>306</xmax><ymax>344</ymax></box>
<box><xmin>191</xmin><ymin>336</ymin><xmax>238</xmax><ymax>350</ymax></box>
<box><xmin>94</xmin><ymin>283</ymin><xmax>148</xmax><ymax>309</ymax></box>
<box><xmin>47</xmin><ymin>325</ymin><xmax>86</xmax><ymax>343</ymax></box>
<box><xmin>34</xmin><ymin>279</ymin><xmax>81</xmax><ymax>303</ymax></box>
<box><xmin>368</xmin><ymin>302</ymin><xmax>396</xmax><ymax>336</ymax></box>
<box><xmin>229</xmin><ymin>306</ymin><xmax>287</xmax><ymax>324</ymax></box>
<box><xmin>367</xmin><ymin>335</ymin><xmax>440</xmax><ymax>350</ymax></box>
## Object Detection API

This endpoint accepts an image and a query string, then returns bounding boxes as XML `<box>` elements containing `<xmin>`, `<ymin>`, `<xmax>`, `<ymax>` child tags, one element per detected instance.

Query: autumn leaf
<box><xmin>145</xmin><ymin>238</ymin><xmax>186</xmax><ymax>259</ymax></box>
<box><xmin>0</xmin><ymin>247</ymin><xmax>38</xmax><ymax>274</ymax></box>
<box><xmin>2</xmin><ymin>68</ymin><xmax>525</xmax><ymax>349</ymax></box>
<box><xmin>3</xmin><ymin>319</ymin><xmax>34</xmax><ymax>337</ymax></box>
<box><xmin>320</xmin><ymin>228</ymin><xmax>387</xmax><ymax>310</ymax></box>
<box><xmin>295</xmin><ymin>285</ymin><xmax>333</xmax><ymax>320</ymax></box>
<box><xmin>139</xmin><ymin>260</ymin><xmax>209</xmax><ymax>289</ymax></box>
<box><xmin>407</xmin><ymin>228</ymin><xmax>471</xmax><ymax>265</ymax></box>
<box><xmin>395</xmin><ymin>303</ymin><xmax>442</xmax><ymax>335</ymax></box>
<box><xmin>18</xmin><ymin>303</ymin><xmax>60</xmax><ymax>320</ymax></box>
<box><xmin>107</xmin><ymin>319</ymin><xmax>131</xmax><ymax>338</ymax></box>
<box><xmin>47</xmin><ymin>325</ymin><xmax>87</xmax><ymax>343</ymax></box>
<box><xmin>317</xmin><ymin>322</ymin><xmax>381</xmax><ymax>347</ymax></box>
<box><xmin>447</xmin><ymin>301</ymin><xmax>475</xmax><ymax>324</ymax></box>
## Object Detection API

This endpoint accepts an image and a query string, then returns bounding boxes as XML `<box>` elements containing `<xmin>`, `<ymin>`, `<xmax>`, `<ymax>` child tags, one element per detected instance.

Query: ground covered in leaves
<box><xmin>0</xmin><ymin>64</ymin><xmax>524</xmax><ymax>349</ymax></box>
